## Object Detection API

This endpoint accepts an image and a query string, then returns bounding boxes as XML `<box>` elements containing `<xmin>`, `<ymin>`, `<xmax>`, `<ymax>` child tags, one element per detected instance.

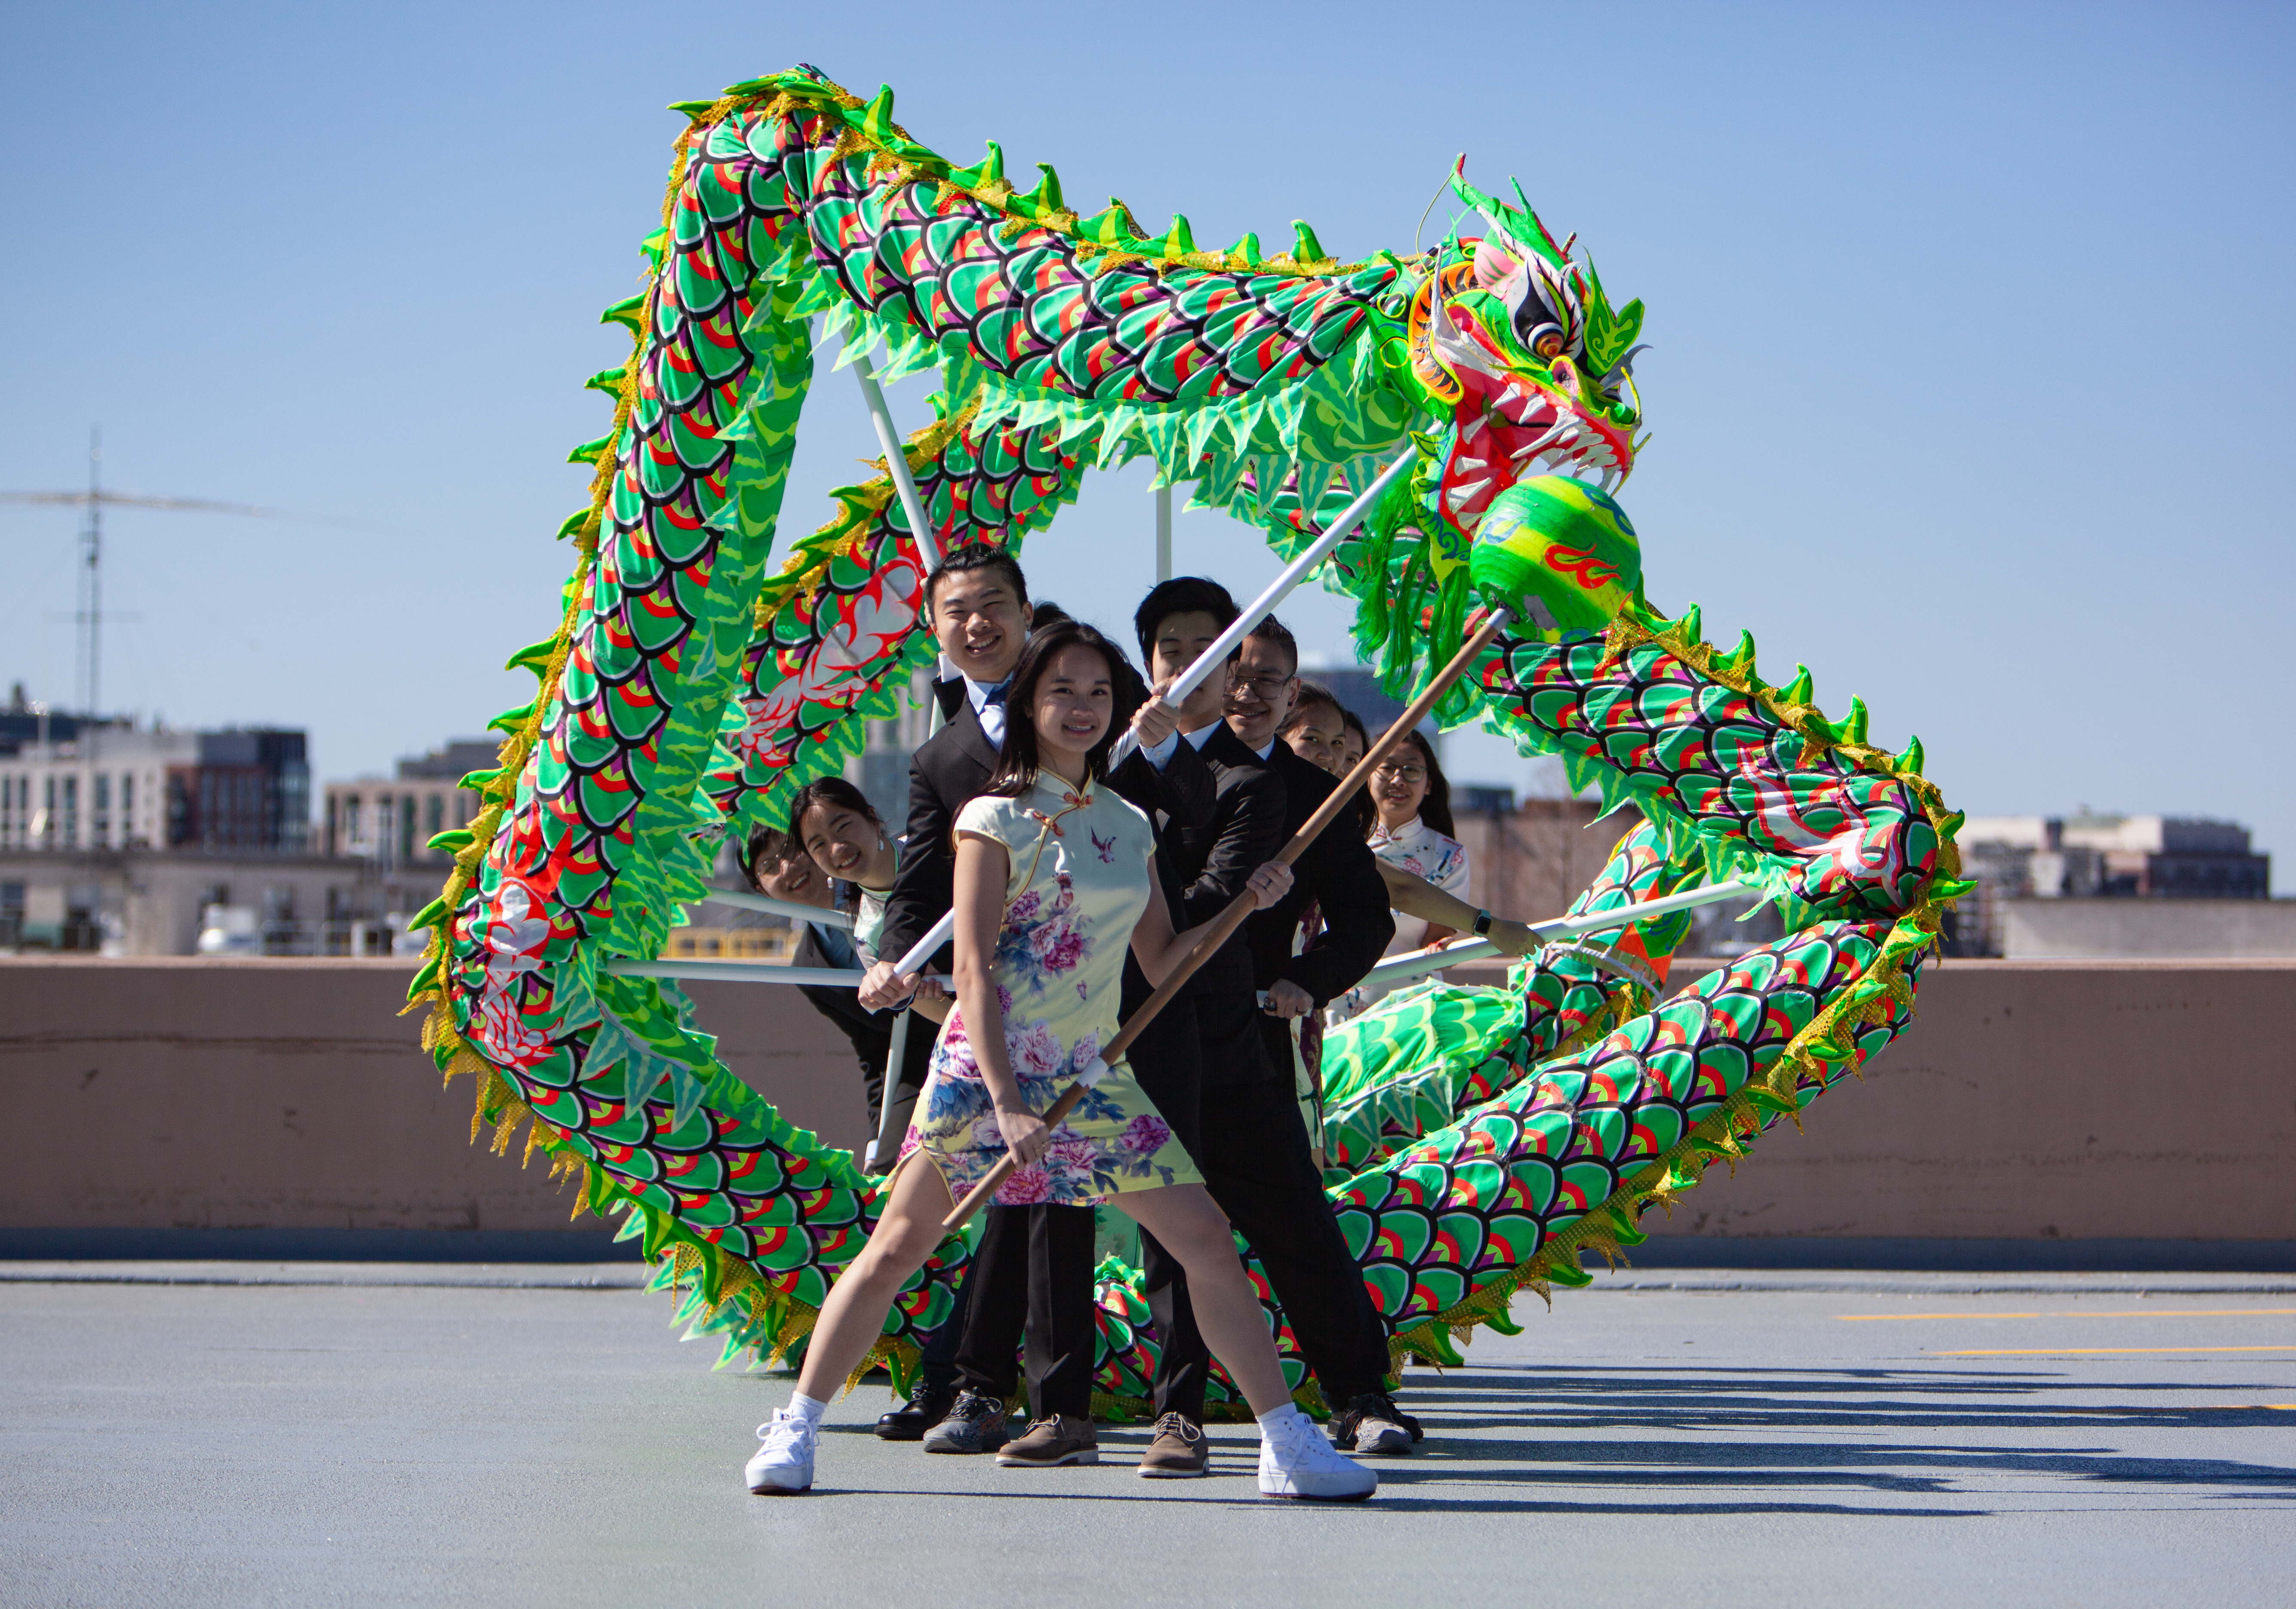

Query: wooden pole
<box><xmin>941</xmin><ymin>606</ymin><xmax>1514</xmax><ymax>1230</ymax></box>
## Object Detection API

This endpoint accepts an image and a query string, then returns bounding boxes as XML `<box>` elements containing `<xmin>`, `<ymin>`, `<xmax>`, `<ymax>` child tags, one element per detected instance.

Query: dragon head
<box><xmin>1403</xmin><ymin>163</ymin><xmax>1646</xmax><ymax>537</ymax></box>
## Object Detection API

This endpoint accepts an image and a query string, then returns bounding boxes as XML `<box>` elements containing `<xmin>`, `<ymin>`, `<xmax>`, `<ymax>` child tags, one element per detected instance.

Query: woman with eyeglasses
<box><xmin>1331</xmin><ymin>729</ymin><xmax>1471</xmax><ymax>1020</ymax></box>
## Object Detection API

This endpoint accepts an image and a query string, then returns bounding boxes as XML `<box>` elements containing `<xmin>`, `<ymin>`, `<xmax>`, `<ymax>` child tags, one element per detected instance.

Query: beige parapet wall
<box><xmin>0</xmin><ymin>958</ymin><xmax>876</xmax><ymax>1236</ymax></box>
<box><xmin>0</xmin><ymin>957</ymin><xmax>2290</xmax><ymax>1245</ymax></box>
<box><xmin>2001</xmin><ymin>896</ymin><xmax>2296</xmax><ymax>960</ymax></box>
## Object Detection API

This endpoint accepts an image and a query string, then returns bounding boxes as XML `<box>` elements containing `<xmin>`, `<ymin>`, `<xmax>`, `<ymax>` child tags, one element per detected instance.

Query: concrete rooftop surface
<box><xmin>5</xmin><ymin>1266</ymin><xmax>2293</xmax><ymax>1608</ymax></box>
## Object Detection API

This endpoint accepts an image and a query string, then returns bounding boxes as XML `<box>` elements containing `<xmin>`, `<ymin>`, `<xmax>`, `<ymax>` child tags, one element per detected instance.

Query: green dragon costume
<box><xmin>404</xmin><ymin>64</ymin><xmax>1966</xmax><ymax>1417</ymax></box>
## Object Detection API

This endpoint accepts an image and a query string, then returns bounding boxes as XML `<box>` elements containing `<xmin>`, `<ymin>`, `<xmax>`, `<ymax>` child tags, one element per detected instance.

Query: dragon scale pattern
<box><xmin>403</xmin><ymin>66</ymin><xmax>1964</xmax><ymax>1404</ymax></box>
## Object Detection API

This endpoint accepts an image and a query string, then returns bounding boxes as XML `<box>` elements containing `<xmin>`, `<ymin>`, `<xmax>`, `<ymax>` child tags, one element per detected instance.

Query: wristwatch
<box><xmin>1471</xmin><ymin>908</ymin><xmax>1493</xmax><ymax>937</ymax></box>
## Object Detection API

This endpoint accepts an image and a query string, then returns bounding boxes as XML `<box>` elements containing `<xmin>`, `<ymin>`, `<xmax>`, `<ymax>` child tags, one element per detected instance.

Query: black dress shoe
<box><xmin>874</xmin><ymin>1383</ymin><xmax>957</xmax><ymax>1441</ymax></box>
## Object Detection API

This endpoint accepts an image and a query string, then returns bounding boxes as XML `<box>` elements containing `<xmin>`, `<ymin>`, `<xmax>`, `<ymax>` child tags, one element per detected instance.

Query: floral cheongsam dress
<box><xmin>899</xmin><ymin>771</ymin><xmax>1202</xmax><ymax>1207</ymax></box>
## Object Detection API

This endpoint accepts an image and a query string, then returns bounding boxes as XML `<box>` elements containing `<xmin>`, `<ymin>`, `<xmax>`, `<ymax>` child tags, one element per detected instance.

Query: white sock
<box><xmin>788</xmin><ymin>1393</ymin><xmax>829</xmax><ymax>1427</ymax></box>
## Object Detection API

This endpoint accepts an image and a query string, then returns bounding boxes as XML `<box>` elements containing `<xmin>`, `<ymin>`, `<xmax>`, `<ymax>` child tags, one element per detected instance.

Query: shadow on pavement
<box><xmin>1376</xmin><ymin>1367</ymin><xmax>2296</xmax><ymax>1506</ymax></box>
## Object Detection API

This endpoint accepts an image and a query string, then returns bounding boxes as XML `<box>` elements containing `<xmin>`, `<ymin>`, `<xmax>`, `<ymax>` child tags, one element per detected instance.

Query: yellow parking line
<box><xmin>1840</xmin><ymin>1309</ymin><xmax>2296</xmax><ymax>1321</ymax></box>
<box><xmin>1931</xmin><ymin>1345</ymin><xmax>2296</xmax><ymax>1356</ymax></box>
<box><xmin>1842</xmin><ymin>1312</ymin><xmax>2040</xmax><ymax>1321</ymax></box>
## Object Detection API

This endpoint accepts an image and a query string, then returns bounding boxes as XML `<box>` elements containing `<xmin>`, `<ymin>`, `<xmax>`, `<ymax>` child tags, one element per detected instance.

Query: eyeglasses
<box><xmin>1236</xmin><ymin>673</ymin><xmax>1296</xmax><ymax>700</ymax></box>
<box><xmin>1371</xmin><ymin>763</ymin><xmax>1426</xmax><ymax>784</ymax></box>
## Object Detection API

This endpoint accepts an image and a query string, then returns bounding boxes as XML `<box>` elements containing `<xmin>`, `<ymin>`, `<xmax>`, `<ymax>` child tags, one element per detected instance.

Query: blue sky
<box><xmin>3</xmin><ymin>3</ymin><xmax>2290</xmax><ymax>885</ymax></box>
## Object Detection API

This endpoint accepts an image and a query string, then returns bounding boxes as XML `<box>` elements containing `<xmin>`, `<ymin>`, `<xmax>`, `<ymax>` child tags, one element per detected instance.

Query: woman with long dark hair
<box><xmin>740</xmin><ymin>783</ymin><xmax>946</xmax><ymax>1145</ymax></box>
<box><xmin>1368</xmin><ymin>728</ymin><xmax>1467</xmax><ymax>936</ymax></box>
<box><xmin>1331</xmin><ymin>728</ymin><xmax>1472</xmax><ymax>1019</ymax></box>
<box><xmin>785</xmin><ymin>774</ymin><xmax>911</xmax><ymax>967</ymax></box>
<box><xmin>745</xmin><ymin>618</ymin><xmax>1376</xmax><ymax>1502</ymax></box>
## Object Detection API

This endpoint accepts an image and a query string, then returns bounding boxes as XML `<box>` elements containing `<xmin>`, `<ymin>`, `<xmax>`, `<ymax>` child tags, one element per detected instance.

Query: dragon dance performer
<box><xmin>749</xmin><ymin>619</ymin><xmax>1378</xmax><ymax>1501</ymax></box>
<box><xmin>1337</xmin><ymin>731</ymin><xmax>1473</xmax><ymax>1023</ymax></box>
<box><xmin>780</xmin><ymin>776</ymin><xmax>953</xmax><ymax>1168</ymax></box>
<box><xmin>1118</xmin><ymin>578</ymin><xmax>1286</xmax><ymax>1474</ymax></box>
<box><xmin>1281</xmin><ymin>688</ymin><xmax>1544</xmax><ymax>1017</ymax></box>
<box><xmin>1137</xmin><ymin>605</ymin><xmax>1421</xmax><ymax>1456</ymax></box>
<box><xmin>861</xmin><ymin>548</ymin><xmax>1211</xmax><ymax>1462</ymax></box>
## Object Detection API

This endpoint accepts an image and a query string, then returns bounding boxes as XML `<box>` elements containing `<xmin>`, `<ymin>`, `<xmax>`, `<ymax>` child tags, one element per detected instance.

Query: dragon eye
<box><xmin>1533</xmin><ymin>331</ymin><xmax>1564</xmax><ymax>360</ymax></box>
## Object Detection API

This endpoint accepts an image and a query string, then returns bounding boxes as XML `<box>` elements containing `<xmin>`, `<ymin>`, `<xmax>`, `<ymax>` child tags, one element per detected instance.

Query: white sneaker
<box><xmin>746</xmin><ymin>1408</ymin><xmax>818</xmax><ymax>1495</ymax></box>
<box><xmin>1257</xmin><ymin>1411</ymin><xmax>1377</xmax><ymax>1501</ymax></box>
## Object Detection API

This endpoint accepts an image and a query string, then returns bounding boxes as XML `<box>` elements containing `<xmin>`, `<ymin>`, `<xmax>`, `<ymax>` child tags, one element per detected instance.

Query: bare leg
<box><xmin>1111</xmin><ymin>1183</ymin><xmax>1291</xmax><ymax>1413</ymax></box>
<box><xmin>794</xmin><ymin>1156</ymin><xmax>959</xmax><ymax>1403</ymax></box>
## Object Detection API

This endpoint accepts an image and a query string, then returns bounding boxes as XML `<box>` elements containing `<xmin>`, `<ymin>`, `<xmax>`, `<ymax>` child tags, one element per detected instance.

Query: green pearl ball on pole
<box><xmin>1467</xmin><ymin>474</ymin><xmax>1642</xmax><ymax>642</ymax></box>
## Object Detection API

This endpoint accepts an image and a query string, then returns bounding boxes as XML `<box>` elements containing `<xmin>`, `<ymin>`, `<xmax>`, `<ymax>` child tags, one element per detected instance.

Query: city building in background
<box><xmin>1</xmin><ymin>694</ymin><xmax>308</xmax><ymax>859</ymax></box>
<box><xmin>3</xmin><ymin>709</ymin><xmax>450</xmax><ymax>956</ymax></box>
<box><xmin>1</xmin><ymin>700</ymin><xmax>191</xmax><ymax>853</ymax></box>
<box><xmin>1955</xmin><ymin>813</ymin><xmax>2275</xmax><ymax>956</ymax></box>
<box><xmin>172</xmin><ymin>729</ymin><xmax>310</xmax><ymax>855</ymax></box>
<box><xmin>324</xmin><ymin>739</ymin><xmax>497</xmax><ymax>868</ymax></box>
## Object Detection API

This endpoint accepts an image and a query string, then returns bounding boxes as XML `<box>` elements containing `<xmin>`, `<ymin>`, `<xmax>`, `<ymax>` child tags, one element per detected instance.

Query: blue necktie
<box><xmin>977</xmin><ymin>679</ymin><xmax>1009</xmax><ymax>746</ymax></box>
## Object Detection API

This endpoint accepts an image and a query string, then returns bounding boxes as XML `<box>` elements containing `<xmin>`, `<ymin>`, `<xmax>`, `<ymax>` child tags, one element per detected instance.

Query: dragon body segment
<box><xmin>405</xmin><ymin>66</ymin><xmax>1965</xmax><ymax>1401</ymax></box>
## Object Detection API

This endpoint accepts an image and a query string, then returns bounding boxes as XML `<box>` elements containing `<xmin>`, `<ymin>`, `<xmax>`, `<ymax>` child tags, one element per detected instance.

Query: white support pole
<box><xmin>868</xmin><ymin>660</ymin><xmax>953</xmax><ymax>1157</ymax></box>
<box><xmin>864</xmin><ymin>1008</ymin><xmax>915</xmax><ymax>1174</ymax></box>
<box><xmin>1155</xmin><ymin>484</ymin><xmax>1172</xmax><ymax>582</ymax></box>
<box><xmin>851</xmin><ymin>354</ymin><xmax>942</xmax><ymax>572</ymax></box>
<box><xmin>1345</xmin><ymin>879</ymin><xmax>1755</xmax><ymax>995</ymax></box>
<box><xmin>696</xmin><ymin>888</ymin><xmax>854</xmax><ymax>928</ymax></box>
<box><xmin>1104</xmin><ymin>451</ymin><xmax>1412</xmax><ymax>772</ymax></box>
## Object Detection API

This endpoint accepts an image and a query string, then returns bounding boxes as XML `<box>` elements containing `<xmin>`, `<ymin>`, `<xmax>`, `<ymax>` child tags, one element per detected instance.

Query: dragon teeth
<box><xmin>1512</xmin><ymin>425</ymin><xmax>1567</xmax><ymax>462</ymax></box>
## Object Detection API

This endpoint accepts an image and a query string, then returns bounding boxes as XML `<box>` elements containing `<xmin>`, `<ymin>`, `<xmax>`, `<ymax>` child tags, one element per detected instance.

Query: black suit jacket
<box><xmin>877</xmin><ymin>679</ymin><xmax>1001</xmax><ymax>974</ymax></box>
<box><xmin>1161</xmin><ymin>722</ymin><xmax>1289</xmax><ymax>1086</ymax></box>
<box><xmin>790</xmin><ymin>923</ymin><xmax>935</xmax><ymax>1130</ymax></box>
<box><xmin>1103</xmin><ymin>725</ymin><xmax>1220</xmax><ymax>1132</ymax></box>
<box><xmin>1239</xmin><ymin>738</ymin><xmax>1394</xmax><ymax>1078</ymax></box>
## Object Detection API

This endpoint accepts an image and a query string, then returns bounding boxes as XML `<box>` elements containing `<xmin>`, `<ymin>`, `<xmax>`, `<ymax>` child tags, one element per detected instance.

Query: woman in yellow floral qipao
<box><xmin>745</xmin><ymin>618</ymin><xmax>1376</xmax><ymax>1503</ymax></box>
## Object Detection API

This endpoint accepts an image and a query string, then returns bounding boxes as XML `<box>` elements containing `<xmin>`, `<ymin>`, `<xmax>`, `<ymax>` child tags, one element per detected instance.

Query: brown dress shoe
<box><xmin>1135</xmin><ymin>1412</ymin><xmax>1209</xmax><ymax>1478</ymax></box>
<box><xmin>994</xmin><ymin>1413</ymin><xmax>1100</xmax><ymax>1467</ymax></box>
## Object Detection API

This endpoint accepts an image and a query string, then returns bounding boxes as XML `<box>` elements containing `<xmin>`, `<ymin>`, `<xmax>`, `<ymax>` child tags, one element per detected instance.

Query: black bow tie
<box><xmin>979</xmin><ymin>681</ymin><xmax>1010</xmax><ymax>707</ymax></box>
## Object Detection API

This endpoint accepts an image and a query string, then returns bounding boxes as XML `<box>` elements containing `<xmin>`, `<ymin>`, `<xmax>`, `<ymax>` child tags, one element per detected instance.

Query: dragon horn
<box><xmin>1447</xmin><ymin>161</ymin><xmax>1568</xmax><ymax>270</ymax></box>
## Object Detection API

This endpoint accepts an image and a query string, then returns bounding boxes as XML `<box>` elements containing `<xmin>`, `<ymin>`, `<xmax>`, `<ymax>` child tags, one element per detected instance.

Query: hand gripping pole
<box><xmin>1103</xmin><ymin>453</ymin><xmax>1413</xmax><ymax>772</ymax></box>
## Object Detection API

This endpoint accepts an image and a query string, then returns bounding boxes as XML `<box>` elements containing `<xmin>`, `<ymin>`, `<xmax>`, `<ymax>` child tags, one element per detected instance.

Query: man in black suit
<box><xmin>859</xmin><ymin>547</ymin><xmax>1203</xmax><ymax>1465</ymax></box>
<box><xmin>1218</xmin><ymin>612</ymin><xmax>1424</xmax><ymax>1458</ymax></box>
<box><xmin>1121</xmin><ymin>578</ymin><xmax>1290</xmax><ymax>1477</ymax></box>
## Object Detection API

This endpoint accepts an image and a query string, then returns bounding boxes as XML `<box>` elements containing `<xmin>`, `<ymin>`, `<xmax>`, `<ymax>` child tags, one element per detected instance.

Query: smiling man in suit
<box><xmin>1116</xmin><ymin>584</ymin><xmax>1419</xmax><ymax>1466</ymax></box>
<box><xmin>1219</xmin><ymin>612</ymin><xmax>1422</xmax><ymax>1458</ymax></box>
<box><xmin>1116</xmin><ymin>577</ymin><xmax>1290</xmax><ymax>1476</ymax></box>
